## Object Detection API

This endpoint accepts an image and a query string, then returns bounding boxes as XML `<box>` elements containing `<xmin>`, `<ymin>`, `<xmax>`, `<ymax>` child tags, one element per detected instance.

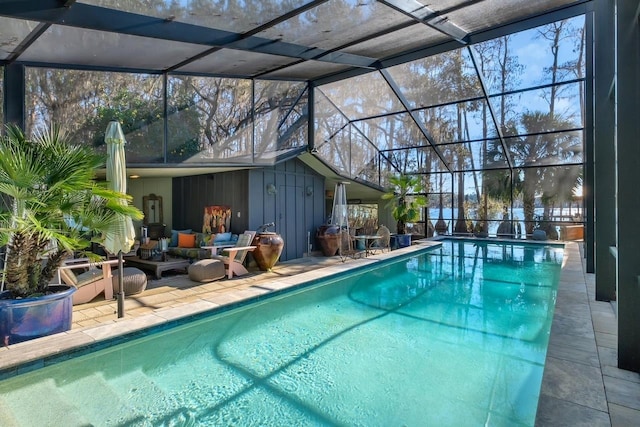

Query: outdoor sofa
<box><xmin>167</xmin><ymin>229</ymin><xmax>239</xmax><ymax>260</ymax></box>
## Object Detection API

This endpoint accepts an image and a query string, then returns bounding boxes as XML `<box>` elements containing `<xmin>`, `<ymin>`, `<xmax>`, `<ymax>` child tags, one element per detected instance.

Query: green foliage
<box><xmin>86</xmin><ymin>89</ymin><xmax>163</xmax><ymax>148</ymax></box>
<box><xmin>0</xmin><ymin>124</ymin><xmax>143</xmax><ymax>298</ymax></box>
<box><xmin>382</xmin><ymin>174</ymin><xmax>428</xmax><ymax>235</ymax></box>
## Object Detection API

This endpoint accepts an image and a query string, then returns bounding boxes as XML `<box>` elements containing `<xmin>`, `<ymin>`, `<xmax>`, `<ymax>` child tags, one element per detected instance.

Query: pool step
<box><xmin>0</xmin><ymin>379</ymin><xmax>91</xmax><ymax>426</ymax></box>
<box><xmin>0</xmin><ymin>398</ymin><xmax>20</xmax><ymax>427</ymax></box>
<box><xmin>58</xmin><ymin>371</ymin><xmax>138</xmax><ymax>425</ymax></box>
<box><xmin>107</xmin><ymin>369</ymin><xmax>187</xmax><ymax>424</ymax></box>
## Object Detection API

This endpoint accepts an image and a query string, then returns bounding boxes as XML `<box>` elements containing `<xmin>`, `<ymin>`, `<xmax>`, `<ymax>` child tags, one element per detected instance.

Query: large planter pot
<box><xmin>0</xmin><ymin>285</ymin><xmax>75</xmax><ymax>345</ymax></box>
<box><xmin>317</xmin><ymin>225</ymin><xmax>340</xmax><ymax>257</ymax></box>
<box><xmin>252</xmin><ymin>232</ymin><xmax>284</xmax><ymax>271</ymax></box>
<box><xmin>397</xmin><ymin>234</ymin><xmax>412</xmax><ymax>248</ymax></box>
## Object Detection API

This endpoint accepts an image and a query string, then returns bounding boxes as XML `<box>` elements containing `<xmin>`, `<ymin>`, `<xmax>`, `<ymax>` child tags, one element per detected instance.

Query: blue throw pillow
<box><xmin>214</xmin><ymin>232</ymin><xmax>232</xmax><ymax>243</ymax></box>
<box><xmin>170</xmin><ymin>229</ymin><xmax>192</xmax><ymax>247</ymax></box>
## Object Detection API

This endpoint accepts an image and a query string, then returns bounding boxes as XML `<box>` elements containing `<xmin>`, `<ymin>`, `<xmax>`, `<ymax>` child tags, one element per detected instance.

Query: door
<box><xmin>277</xmin><ymin>185</ymin><xmax>306</xmax><ymax>261</ymax></box>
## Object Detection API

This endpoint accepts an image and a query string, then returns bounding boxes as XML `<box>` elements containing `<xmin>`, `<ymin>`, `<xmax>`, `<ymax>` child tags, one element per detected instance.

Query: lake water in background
<box><xmin>423</xmin><ymin>207</ymin><xmax>582</xmax><ymax>236</ymax></box>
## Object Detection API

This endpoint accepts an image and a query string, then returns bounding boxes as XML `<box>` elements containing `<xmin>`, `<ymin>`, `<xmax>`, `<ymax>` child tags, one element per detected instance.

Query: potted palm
<box><xmin>0</xmin><ymin>124</ymin><xmax>142</xmax><ymax>344</ymax></box>
<box><xmin>382</xmin><ymin>174</ymin><xmax>427</xmax><ymax>248</ymax></box>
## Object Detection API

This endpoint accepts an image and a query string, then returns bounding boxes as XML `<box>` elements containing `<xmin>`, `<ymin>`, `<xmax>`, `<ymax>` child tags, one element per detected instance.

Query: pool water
<box><xmin>0</xmin><ymin>240</ymin><xmax>563</xmax><ymax>426</ymax></box>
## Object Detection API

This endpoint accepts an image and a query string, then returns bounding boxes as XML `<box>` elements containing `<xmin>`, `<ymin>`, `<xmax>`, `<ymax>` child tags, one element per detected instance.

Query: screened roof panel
<box><xmin>339</xmin><ymin>24</ymin><xmax>450</xmax><ymax>60</ymax></box>
<box><xmin>350</xmin><ymin>128</ymin><xmax>379</xmax><ymax>179</ymax></box>
<box><xmin>260</xmin><ymin>60</ymin><xmax>354</xmax><ymax>80</ymax></box>
<box><xmin>20</xmin><ymin>25</ymin><xmax>210</xmax><ymax>70</ymax></box>
<box><xmin>318</xmin><ymin>71</ymin><xmax>406</xmax><ymax>120</ymax></box>
<box><xmin>0</xmin><ymin>17</ymin><xmax>39</xmax><ymax>60</ymax></box>
<box><xmin>176</xmin><ymin>49</ymin><xmax>298</xmax><ymax>76</ymax></box>
<box><xmin>444</xmin><ymin>0</ymin><xmax>581</xmax><ymax>34</ymax></box>
<box><xmin>316</xmin><ymin>127</ymin><xmax>351</xmax><ymax>176</ymax></box>
<box><xmin>351</xmin><ymin>113</ymin><xmax>425</xmax><ymax>152</ymax></box>
<box><xmin>314</xmin><ymin>90</ymin><xmax>349</xmax><ymax>145</ymax></box>
<box><xmin>79</xmin><ymin>0</ymin><xmax>315</xmax><ymax>34</ymax></box>
<box><xmin>386</xmin><ymin>49</ymin><xmax>484</xmax><ymax>110</ymax></box>
<box><xmin>254</xmin><ymin>1</ymin><xmax>414</xmax><ymax>51</ymax></box>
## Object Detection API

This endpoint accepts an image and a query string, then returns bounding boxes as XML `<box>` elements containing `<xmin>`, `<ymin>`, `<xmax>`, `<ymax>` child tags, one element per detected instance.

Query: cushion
<box><xmin>170</xmin><ymin>229</ymin><xmax>192</xmax><ymax>247</ymax></box>
<box><xmin>178</xmin><ymin>232</ymin><xmax>197</xmax><ymax>248</ymax></box>
<box><xmin>214</xmin><ymin>232</ymin><xmax>232</xmax><ymax>243</ymax></box>
<box><xmin>75</xmin><ymin>269</ymin><xmax>104</xmax><ymax>288</ymax></box>
<box><xmin>196</xmin><ymin>232</ymin><xmax>214</xmax><ymax>247</ymax></box>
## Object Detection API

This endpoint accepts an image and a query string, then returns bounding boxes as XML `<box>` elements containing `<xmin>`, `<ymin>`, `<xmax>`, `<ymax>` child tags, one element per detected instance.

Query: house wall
<box><xmin>169</xmin><ymin>160</ymin><xmax>325</xmax><ymax>261</ymax></box>
<box><xmin>128</xmin><ymin>177</ymin><xmax>173</xmax><ymax>237</ymax></box>
<box><xmin>172</xmin><ymin>170</ymin><xmax>249</xmax><ymax>234</ymax></box>
<box><xmin>248</xmin><ymin>159</ymin><xmax>325</xmax><ymax>260</ymax></box>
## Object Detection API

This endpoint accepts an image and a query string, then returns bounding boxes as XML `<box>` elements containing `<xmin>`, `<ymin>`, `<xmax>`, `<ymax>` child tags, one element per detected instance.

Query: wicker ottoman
<box><xmin>188</xmin><ymin>259</ymin><xmax>225</xmax><ymax>283</ymax></box>
<box><xmin>112</xmin><ymin>267</ymin><xmax>148</xmax><ymax>295</ymax></box>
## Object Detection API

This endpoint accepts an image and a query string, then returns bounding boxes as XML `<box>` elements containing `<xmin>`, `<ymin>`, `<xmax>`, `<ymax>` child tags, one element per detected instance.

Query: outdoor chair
<box><xmin>57</xmin><ymin>258</ymin><xmax>119</xmax><ymax>305</ymax></box>
<box><xmin>213</xmin><ymin>230</ymin><xmax>257</xmax><ymax>279</ymax></box>
<box><xmin>340</xmin><ymin>229</ymin><xmax>364</xmax><ymax>262</ymax></box>
<box><xmin>372</xmin><ymin>225</ymin><xmax>391</xmax><ymax>253</ymax></box>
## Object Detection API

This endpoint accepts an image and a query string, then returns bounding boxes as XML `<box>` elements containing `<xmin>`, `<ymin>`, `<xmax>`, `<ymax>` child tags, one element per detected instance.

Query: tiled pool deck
<box><xmin>1</xmin><ymin>240</ymin><xmax>638</xmax><ymax>426</ymax></box>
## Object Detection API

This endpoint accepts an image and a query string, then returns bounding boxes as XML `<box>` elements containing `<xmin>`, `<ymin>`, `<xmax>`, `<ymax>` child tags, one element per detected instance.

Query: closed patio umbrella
<box><xmin>330</xmin><ymin>182</ymin><xmax>350</xmax><ymax>260</ymax></box>
<box><xmin>104</xmin><ymin>121</ymin><xmax>136</xmax><ymax>318</ymax></box>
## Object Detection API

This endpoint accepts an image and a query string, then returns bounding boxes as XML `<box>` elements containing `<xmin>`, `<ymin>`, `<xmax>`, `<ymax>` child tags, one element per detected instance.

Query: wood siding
<box><xmin>172</xmin><ymin>159</ymin><xmax>325</xmax><ymax>261</ymax></box>
<box><xmin>249</xmin><ymin>160</ymin><xmax>325</xmax><ymax>261</ymax></box>
<box><xmin>172</xmin><ymin>170</ymin><xmax>249</xmax><ymax>233</ymax></box>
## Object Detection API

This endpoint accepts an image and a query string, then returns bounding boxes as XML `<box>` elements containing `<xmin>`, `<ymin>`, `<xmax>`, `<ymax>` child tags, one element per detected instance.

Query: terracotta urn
<box><xmin>252</xmin><ymin>232</ymin><xmax>284</xmax><ymax>271</ymax></box>
<box><xmin>317</xmin><ymin>225</ymin><xmax>340</xmax><ymax>257</ymax></box>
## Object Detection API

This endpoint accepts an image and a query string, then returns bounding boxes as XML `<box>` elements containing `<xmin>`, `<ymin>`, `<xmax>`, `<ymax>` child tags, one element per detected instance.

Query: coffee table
<box><xmin>123</xmin><ymin>256</ymin><xmax>190</xmax><ymax>279</ymax></box>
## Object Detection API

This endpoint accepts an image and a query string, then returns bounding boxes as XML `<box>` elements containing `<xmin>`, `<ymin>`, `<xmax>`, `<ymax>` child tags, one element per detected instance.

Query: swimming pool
<box><xmin>0</xmin><ymin>239</ymin><xmax>563</xmax><ymax>426</ymax></box>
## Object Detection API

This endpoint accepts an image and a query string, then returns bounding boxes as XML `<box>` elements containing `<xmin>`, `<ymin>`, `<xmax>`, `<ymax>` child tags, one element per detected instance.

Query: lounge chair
<box><xmin>57</xmin><ymin>258</ymin><xmax>119</xmax><ymax>305</ymax></box>
<box><xmin>213</xmin><ymin>231</ymin><xmax>257</xmax><ymax>279</ymax></box>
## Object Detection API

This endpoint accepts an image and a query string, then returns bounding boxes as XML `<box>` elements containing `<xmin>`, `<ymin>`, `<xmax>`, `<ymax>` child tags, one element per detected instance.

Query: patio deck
<box><xmin>0</xmin><ymin>241</ymin><xmax>638</xmax><ymax>426</ymax></box>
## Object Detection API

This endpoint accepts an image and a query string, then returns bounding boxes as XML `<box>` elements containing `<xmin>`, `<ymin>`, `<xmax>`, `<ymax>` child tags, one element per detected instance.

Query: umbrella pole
<box><xmin>117</xmin><ymin>250</ymin><xmax>125</xmax><ymax>318</ymax></box>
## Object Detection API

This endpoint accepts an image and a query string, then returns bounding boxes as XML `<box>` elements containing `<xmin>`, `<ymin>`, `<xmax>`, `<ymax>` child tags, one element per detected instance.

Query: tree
<box><xmin>509</xmin><ymin>112</ymin><xmax>582</xmax><ymax>235</ymax></box>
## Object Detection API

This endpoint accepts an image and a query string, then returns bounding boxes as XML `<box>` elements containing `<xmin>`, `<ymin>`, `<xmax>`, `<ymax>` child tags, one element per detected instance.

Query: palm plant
<box><xmin>382</xmin><ymin>174</ymin><xmax>427</xmax><ymax>235</ymax></box>
<box><xmin>0</xmin><ymin>124</ymin><xmax>142</xmax><ymax>299</ymax></box>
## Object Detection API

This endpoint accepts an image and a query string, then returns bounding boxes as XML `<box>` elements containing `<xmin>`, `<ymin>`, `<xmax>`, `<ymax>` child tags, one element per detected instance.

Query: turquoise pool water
<box><xmin>0</xmin><ymin>240</ymin><xmax>563</xmax><ymax>426</ymax></box>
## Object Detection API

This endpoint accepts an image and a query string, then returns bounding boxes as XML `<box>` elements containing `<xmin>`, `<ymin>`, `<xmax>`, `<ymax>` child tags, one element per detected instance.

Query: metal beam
<box><xmin>467</xmin><ymin>47</ymin><xmax>513</xmax><ymax>170</ymax></box>
<box><xmin>2</xmin><ymin>0</ymin><xmax>75</xmax><ymax>64</ymax></box>
<box><xmin>2</xmin><ymin>64</ymin><xmax>25</xmax><ymax>128</ymax></box>
<box><xmin>593</xmin><ymin>0</ymin><xmax>616</xmax><ymax>301</ymax></box>
<box><xmin>584</xmin><ymin>8</ymin><xmax>595</xmax><ymax>273</ymax></box>
<box><xmin>615</xmin><ymin>0</ymin><xmax>640</xmax><ymax>373</ymax></box>
<box><xmin>378</xmin><ymin>0</ymin><xmax>469</xmax><ymax>44</ymax></box>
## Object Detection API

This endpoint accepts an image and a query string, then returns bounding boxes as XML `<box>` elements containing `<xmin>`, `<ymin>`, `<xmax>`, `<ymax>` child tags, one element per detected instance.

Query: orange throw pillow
<box><xmin>178</xmin><ymin>232</ymin><xmax>196</xmax><ymax>248</ymax></box>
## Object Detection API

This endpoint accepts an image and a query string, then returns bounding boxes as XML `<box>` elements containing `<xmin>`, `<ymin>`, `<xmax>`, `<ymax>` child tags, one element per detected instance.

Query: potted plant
<box><xmin>382</xmin><ymin>174</ymin><xmax>427</xmax><ymax>248</ymax></box>
<box><xmin>0</xmin><ymin>124</ymin><xmax>142</xmax><ymax>344</ymax></box>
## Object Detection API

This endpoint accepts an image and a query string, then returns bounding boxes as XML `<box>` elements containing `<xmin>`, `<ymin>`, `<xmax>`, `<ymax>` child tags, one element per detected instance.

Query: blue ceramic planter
<box><xmin>0</xmin><ymin>285</ymin><xmax>75</xmax><ymax>345</ymax></box>
<box><xmin>397</xmin><ymin>234</ymin><xmax>412</xmax><ymax>248</ymax></box>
